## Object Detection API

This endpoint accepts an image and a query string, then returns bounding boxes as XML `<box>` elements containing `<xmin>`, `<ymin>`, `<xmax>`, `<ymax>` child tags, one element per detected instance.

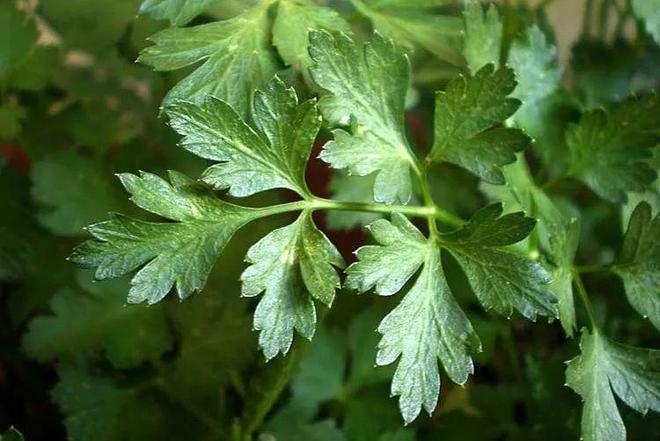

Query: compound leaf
<box><xmin>463</xmin><ymin>2</ymin><xmax>502</xmax><ymax>74</ymax></box>
<box><xmin>431</xmin><ymin>64</ymin><xmax>529</xmax><ymax>185</ymax></box>
<box><xmin>566</xmin><ymin>329</ymin><xmax>660</xmax><ymax>441</ymax></box>
<box><xmin>70</xmin><ymin>171</ymin><xmax>259</xmax><ymax>304</ymax></box>
<box><xmin>309</xmin><ymin>30</ymin><xmax>417</xmax><ymax>205</ymax></box>
<box><xmin>166</xmin><ymin>76</ymin><xmax>319</xmax><ymax>198</ymax></box>
<box><xmin>242</xmin><ymin>211</ymin><xmax>344</xmax><ymax>360</ymax></box>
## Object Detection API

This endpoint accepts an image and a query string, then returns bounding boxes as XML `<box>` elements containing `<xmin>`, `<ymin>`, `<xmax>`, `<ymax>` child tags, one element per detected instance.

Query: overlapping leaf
<box><xmin>347</xmin><ymin>214</ymin><xmax>480</xmax><ymax>423</ymax></box>
<box><xmin>70</xmin><ymin>171</ymin><xmax>259</xmax><ymax>304</ymax></box>
<box><xmin>242</xmin><ymin>210</ymin><xmax>344</xmax><ymax>360</ymax></box>
<box><xmin>430</xmin><ymin>64</ymin><xmax>529</xmax><ymax>184</ymax></box>
<box><xmin>463</xmin><ymin>2</ymin><xmax>502</xmax><ymax>74</ymax></box>
<box><xmin>567</xmin><ymin>93</ymin><xmax>659</xmax><ymax>202</ymax></box>
<box><xmin>566</xmin><ymin>329</ymin><xmax>660</xmax><ymax>441</ymax></box>
<box><xmin>309</xmin><ymin>30</ymin><xmax>417</xmax><ymax>205</ymax></box>
<box><xmin>139</xmin><ymin>2</ymin><xmax>278</xmax><ymax>114</ymax></box>
<box><xmin>165</xmin><ymin>76</ymin><xmax>318</xmax><ymax>198</ymax></box>
<box><xmin>614</xmin><ymin>202</ymin><xmax>660</xmax><ymax>330</ymax></box>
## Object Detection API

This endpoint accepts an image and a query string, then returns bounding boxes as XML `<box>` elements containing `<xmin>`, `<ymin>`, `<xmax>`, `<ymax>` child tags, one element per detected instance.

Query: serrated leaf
<box><xmin>309</xmin><ymin>30</ymin><xmax>417</xmax><ymax>205</ymax></box>
<box><xmin>463</xmin><ymin>2</ymin><xmax>502</xmax><ymax>74</ymax></box>
<box><xmin>351</xmin><ymin>0</ymin><xmax>463</xmax><ymax>65</ymax></box>
<box><xmin>481</xmin><ymin>158</ymin><xmax>579</xmax><ymax>335</ymax></box>
<box><xmin>0</xmin><ymin>2</ymin><xmax>37</xmax><ymax>81</ymax></box>
<box><xmin>138</xmin><ymin>2</ymin><xmax>278</xmax><ymax>114</ymax></box>
<box><xmin>632</xmin><ymin>0</ymin><xmax>660</xmax><ymax>44</ymax></box>
<box><xmin>566</xmin><ymin>329</ymin><xmax>660</xmax><ymax>441</ymax></box>
<box><xmin>30</xmin><ymin>152</ymin><xmax>129</xmax><ymax>237</ymax></box>
<box><xmin>567</xmin><ymin>94</ymin><xmax>659</xmax><ymax>202</ymax></box>
<box><xmin>23</xmin><ymin>275</ymin><xmax>172</xmax><ymax>368</ymax></box>
<box><xmin>441</xmin><ymin>204</ymin><xmax>557</xmax><ymax>320</ymax></box>
<box><xmin>139</xmin><ymin>0</ymin><xmax>215</xmax><ymax>26</ymax></box>
<box><xmin>165</xmin><ymin>76</ymin><xmax>318</xmax><ymax>198</ymax></box>
<box><xmin>614</xmin><ymin>202</ymin><xmax>660</xmax><ymax>330</ymax></box>
<box><xmin>70</xmin><ymin>171</ymin><xmax>259</xmax><ymax>304</ymax></box>
<box><xmin>242</xmin><ymin>211</ymin><xmax>344</xmax><ymax>360</ymax></box>
<box><xmin>273</xmin><ymin>0</ymin><xmax>350</xmax><ymax>67</ymax></box>
<box><xmin>347</xmin><ymin>213</ymin><xmax>480</xmax><ymax>423</ymax></box>
<box><xmin>430</xmin><ymin>64</ymin><xmax>529</xmax><ymax>184</ymax></box>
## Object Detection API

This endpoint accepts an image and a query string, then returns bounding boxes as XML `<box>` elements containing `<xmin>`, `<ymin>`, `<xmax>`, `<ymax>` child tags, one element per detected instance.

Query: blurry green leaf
<box><xmin>0</xmin><ymin>2</ymin><xmax>37</xmax><ymax>81</ymax></box>
<box><xmin>463</xmin><ymin>2</ymin><xmax>502</xmax><ymax>74</ymax></box>
<box><xmin>0</xmin><ymin>104</ymin><xmax>26</xmax><ymax>141</ymax></box>
<box><xmin>309</xmin><ymin>30</ymin><xmax>416</xmax><ymax>205</ymax></box>
<box><xmin>31</xmin><ymin>152</ymin><xmax>129</xmax><ymax>236</ymax></box>
<box><xmin>567</xmin><ymin>94</ymin><xmax>658</xmax><ymax>202</ymax></box>
<box><xmin>614</xmin><ymin>202</ymin><xmax>660</xmax><ymax>330</ymax></box>
<box><xmin>138</xmin><ymin>2</ymin><xmax>278</xmax><ymax>114</ymax></box>
<box><xmin>23</xmin><ymin>275</ymin><xmax>172</xmax><ymax>368</ymax></box>
<box><xmin>242</xmin><ymin>211</ymin><xmax>344</xmax><ymax>360</ymax></box>
<box><xmin>566</xmin><ymin>329</ymin><xmax>660</xmax><ymax>441</ymax></box>
<box><xmin>326</xmin><ymin>173</ymin><xmax>382</xmax><ymax>230</ymax></box>
<box><xmin>42</xmin><ymin>0</ymin><xmax>139</xmax><ymax>50</ymax></box>
<box><xmin>165</xmin><ymin>76</ymin><xmax>319</xmax><ymax>198</ymax></box>
<box><xmin>263</xmin><ymin>402</ymin><xmax>346</xmax><ymax>441</ymax></box>
<box><xmin>70</xmin><ymin>171</ymin><xmax>260</xmax><ymax>304</ymax></box>
<box><xmin>273</xmin><ymin>0</ymin><xmax>350</xmax><ymax>67</ymax></box>
<box><xmin>632</xmin><ymin>0</ymin><xmax>660</xmax><ymax>44</ymax></box>
<box><xmin>351</xmin><ymin>0</ymin><xmax>463</xmax><ymax>65</ymax></box>
<box><xmin>431</xmin><ymin>65</ymin><xmax>528</xmax><ymax>184</ymax></box>
<box><xmin>7</xmin><ymin>45</ymin><xmax>59</xmax><ymax>91</ymax></box>
<box><xmin>0</xmin><ymin>427</ymin><xmax>24</xmax><ymax>441</ymax></box>
<box><xmin>139</xmin><ymin>0</ymin><xmax>215</xmax><ymax>26</ymax></box>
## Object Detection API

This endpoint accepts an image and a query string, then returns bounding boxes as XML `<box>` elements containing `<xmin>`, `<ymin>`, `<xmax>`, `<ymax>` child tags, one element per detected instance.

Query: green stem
<box><xmin>572</xmin><ymin>269</ymin><xmax>599</xmax><ymax>331</ymax></box>
<box><xmin>583</xmin><ymin>0</ymin><xmax>595</xmax><ymax>37</ymax></box>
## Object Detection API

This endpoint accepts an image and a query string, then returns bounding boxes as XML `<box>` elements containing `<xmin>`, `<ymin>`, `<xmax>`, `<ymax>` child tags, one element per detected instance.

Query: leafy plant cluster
<box><xmin>1</xmin><ymin>1</ymin><xmax>659</xmax><ymax>441</ymax></box>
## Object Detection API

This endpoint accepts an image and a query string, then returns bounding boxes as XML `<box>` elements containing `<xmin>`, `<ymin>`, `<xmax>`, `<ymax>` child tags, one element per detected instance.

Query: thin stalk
<box><xmin>572</xmin><ymin>270</ymin><xmax>599</xmax><ymax>331</ymax></box>
<box><xmin>583</xmin><ymin>0</ymin><xmax>595</xmax><ymax>38</ymax></box>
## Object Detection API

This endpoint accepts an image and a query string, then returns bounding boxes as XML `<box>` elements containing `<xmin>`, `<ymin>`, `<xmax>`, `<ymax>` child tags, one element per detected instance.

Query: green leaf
<box><xmin>481</xmin><ymin>158</ymin><xmax>579</xmax><ymax>335</ymax></box>
<box><xmin>567</xmin><ymin>94</ymin><xmax>659</xmax><ymax>202</ymax></box>
<box><xmin>441</xmin><ymin>204</ymin><xmax>557</xmax><ymax>320</ymax></box>
<box><xmin>273</xmin><ymin>0</ymin><xmax>350</xmax><ymax>67</ymax></box>
<box><xmin>566</xmin><ymin>329</ymin><xmax>660</xmax><ymax>441</ymax></box>
<box><xmin>347</xmin><ymin>213</ymin><xmax>480</xmax><ymax>423</ymax></box>
<box><xmin>0</xmin><ymin>2</ymin><xmax>37</xmax><ymax>81</ymax></box>
<box><xmin>263</xmin><ymin>402</ymin><xmax>347</xmax><ymax>441</ymax></box>
<box><xmin>242</xmin><ymin>211</ymin><xmax>344</xmax><ymax>360</ymax></box>
<box><xmin>0</xmin><ymin>427</ymin><xmax>24</xmax><ymax>441</ymax></box>
<box><xmin>23</xmin><ymin>275</ymin><xmax>172</xmax><ymax>368</ymax></box>
<box><xmin>30</xmin><ymin>152</ymin><xmax>129</xmax><ymax>237</ymax></box>
<box><xmin>508</xmin><ymin>26</ymin><xmax>562</xmax><ymax>122</ymax></box>
<box><xmin>351</xmin><ymin>0</ymin><xmax>463</xmax><ymax>65</ymax></box>
<box><xmin>614</xmin><ymin>202</ymin><xmax>660</xmax><ymax>330</ymax></box>
<box><xmin>70</xmin><ymin>171</ymin><xmax>259</xmax><ymax>304</ymax></box>
<box><xmin>0</xmin><ymin>104</ymin><xmax>26</xmax><ymax>140</ymax></box>
<box><xmin>138</xmin><ymin>2</ymin><xmax>278</xmax><ymax>114</ymax></box>
<box><xmin>463</xmin><ymin>2</ymin><xmax>502</xmax><ymax>74</ymax></box>
<box><xmin>430</xmin><ymin>64</ymin><xmax>529</xmax><ymax>185</ymax></box>
<box><xmin>632</xmin><ymin>0</ymin><xmax>660</xmax><ymax>44</ymax></box>
<box><xmin>309</xmin><ymin>30</ymin><xmax>417</xmax><ymax>205</ymax></box>
<box><xmin>139</xmin><ymin>0</ymin><xmax>215</xmax><ymax>26</ymax></box>
<box><xmin>165</xmin><ymin>76</ymin><xmax>318</xmax><ymax>198</ymax></box>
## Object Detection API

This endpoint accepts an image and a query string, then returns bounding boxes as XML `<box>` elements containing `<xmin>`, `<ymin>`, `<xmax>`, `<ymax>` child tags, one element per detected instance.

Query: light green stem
<box><xmin>572</xmin><ymin>269</ymin><xmax>599</xmax><ymax>331</ymax></box>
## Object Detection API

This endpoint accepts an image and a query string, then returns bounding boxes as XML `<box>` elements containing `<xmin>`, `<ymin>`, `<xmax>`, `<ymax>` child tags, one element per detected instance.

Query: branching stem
<box><xmin>572</xmin><ymin>269</ymin><xmax>599</xmax><ymax>331</ymax></box>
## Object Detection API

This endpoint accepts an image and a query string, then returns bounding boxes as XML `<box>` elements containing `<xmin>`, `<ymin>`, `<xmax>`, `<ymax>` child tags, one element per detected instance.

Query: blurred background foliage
<box><xmin>0</xmin><ymin>0</ymin><xmax>658</xmax><ymax>440</ymax></box>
